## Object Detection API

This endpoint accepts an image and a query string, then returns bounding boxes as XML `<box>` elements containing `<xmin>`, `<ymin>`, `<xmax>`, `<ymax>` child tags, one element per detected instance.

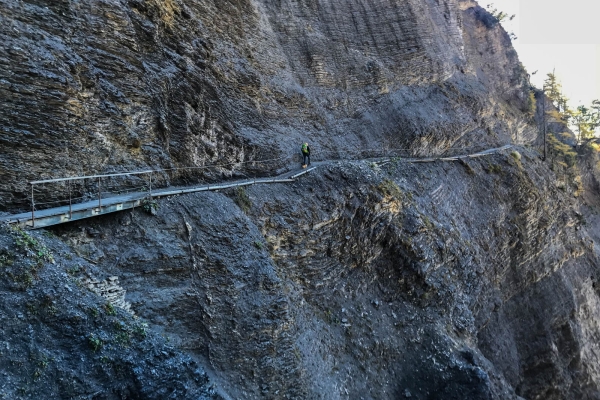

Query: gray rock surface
<box><xmin>0</xmin><ymin>0</ymin><xmax>532</xmax><ymax>211</ymax></box>
<box><xmin>0</xmin><ymin>224</ymin><xmax>222</xmax><ymax>399</ymax></box>
<box><xmin>2</xmin><ymin>0</ymin><xmax>600</xmax><ymax>399</ymax></box>
<box><xmin>51</xmin><ymin>147</ymin><xmax>600</xmax><ymax>399</ymax></box>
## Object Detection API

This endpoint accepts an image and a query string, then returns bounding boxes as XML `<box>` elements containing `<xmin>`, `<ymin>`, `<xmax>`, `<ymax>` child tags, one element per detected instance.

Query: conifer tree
<box><xmin>557</xmin><ymin>94</ymin><xmax>569</xmax><ymax>114</ymax></box>
<box><xmin>543</xmin><ymin>72</ymin><xmax>562</xmax><ymax>105</ymax></box>
<box><xmin>573</xmin><ymin>105</ymin><xmax>594</xmax><ymax>145</ymax></box>
<box><xmin>485</xmin><ymin>4</ymin><xmax>515</xmax><ymax>22</ymax></box>
<box><xmin>590</xmin><ymin>100</ymin><xmax>600</xmax><ymax>132</ymax></box>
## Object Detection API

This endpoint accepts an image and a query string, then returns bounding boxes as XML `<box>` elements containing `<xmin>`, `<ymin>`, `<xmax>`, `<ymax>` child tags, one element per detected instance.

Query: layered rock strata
<box><xmin>1</xmin><ymin>0</ymin><xmax>531</xmax><ymax>211</ymax></box>
<box><xmin>55</xmin><ymin>147</ymin><xmax>600</xmax><ymax>399</ymax></box>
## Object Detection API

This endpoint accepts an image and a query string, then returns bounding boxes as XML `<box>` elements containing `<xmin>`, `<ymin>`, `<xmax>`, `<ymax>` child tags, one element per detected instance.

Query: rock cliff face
<box><xmin>2</xmin><ymin>0</ymin><xmax>600</xmax><ymax>399</ymax></box>
<box><xmin>0</xmin><ymin>225</ymin><xmax>221</xmax><ymax>399</ymax></box>
<box><xmin>53</xmin><ymin>148</ymin><xmax>599</xmax><ymax>399</ymax></box>
<box><xmin>1</xmin><ymin>0</ymin><xmax>531</xmax><ymax>211</ymax></box>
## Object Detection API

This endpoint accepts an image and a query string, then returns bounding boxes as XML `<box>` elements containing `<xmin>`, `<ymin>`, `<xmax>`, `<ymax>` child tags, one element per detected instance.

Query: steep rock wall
<box><xmin>52</xmin><ymin>147</ymin><xmax>600</xmax><ymax>399</ymax></box>
<box><xmin>4</xmin><ymin>1</ymin><xmax>595</xmax><ymax>399</ymax></box>
<box><xmin>0</xmin><ymin>0</ymin><xmax>531</xmax><ymax>211</ymax></box>
<box><xmin>0</xmin><ymin>225</ymin><xmax>221</xmax><ymax>399</ymax></box>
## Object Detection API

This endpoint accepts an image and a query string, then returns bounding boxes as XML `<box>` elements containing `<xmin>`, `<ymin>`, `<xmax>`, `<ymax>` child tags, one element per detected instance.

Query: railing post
<box><xmin>98</xmin><ymin>177</ymin><xmax>101</xmax><ymax>210</ymax></box>
<box><xmin>31</xmin><ymin>183</ymin><xmax>35</xmax><ymax>228</ymax></box>
<box><xmin>149</xmin><ymin>171</ymin><xmax>152</xmax><ymax>199</ymax></box>
<box><xmin>68</xmin><ymin>179</ymin><xmax>72</xmax><ymax>219</ymax></box>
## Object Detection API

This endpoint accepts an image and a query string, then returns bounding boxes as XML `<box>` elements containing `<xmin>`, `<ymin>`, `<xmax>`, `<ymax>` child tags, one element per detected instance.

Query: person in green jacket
<box><xmin>301</xmin><ymin>142</ymin><xmax>311</xmax><ymax>168</ymax></box>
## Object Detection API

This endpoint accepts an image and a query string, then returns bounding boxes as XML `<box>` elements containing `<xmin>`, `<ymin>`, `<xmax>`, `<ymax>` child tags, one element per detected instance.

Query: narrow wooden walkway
<box><xmin>0</xmin><ymin>145</ymin><xmax>512</xmax><ymax>229</ymax></box>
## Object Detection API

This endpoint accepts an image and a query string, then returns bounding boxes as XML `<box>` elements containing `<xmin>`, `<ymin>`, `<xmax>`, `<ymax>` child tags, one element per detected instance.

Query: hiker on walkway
<box><xmin>301</xmin><ymin>142</ymin><xmax>311</xmax><ymax>168</ymax></box>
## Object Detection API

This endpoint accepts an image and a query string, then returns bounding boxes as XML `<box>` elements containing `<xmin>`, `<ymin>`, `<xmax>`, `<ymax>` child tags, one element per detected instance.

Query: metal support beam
<box><xmin>31</xmin><ymin>183</ymin><xmax>35</xmax><ymax>228</ymax></box>
<box><xmin>68</xmin><ymin>180</ymin><xmax>72</xmax><ymax>219</ymax></box>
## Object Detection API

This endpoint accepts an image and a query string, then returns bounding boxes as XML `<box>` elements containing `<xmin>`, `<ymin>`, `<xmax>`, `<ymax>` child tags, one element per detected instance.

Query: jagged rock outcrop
<box><xmin>85</xmin><ymin>275</ymin><xmax>134</xmax><ymax>314</ymax></box>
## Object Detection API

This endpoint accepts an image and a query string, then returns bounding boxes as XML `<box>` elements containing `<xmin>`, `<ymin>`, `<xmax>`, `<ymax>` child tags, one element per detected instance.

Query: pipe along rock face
<box><xmin>2</xmin><ymin>0</ymin><xmax>600</xmax><ymax>399</ymax></box>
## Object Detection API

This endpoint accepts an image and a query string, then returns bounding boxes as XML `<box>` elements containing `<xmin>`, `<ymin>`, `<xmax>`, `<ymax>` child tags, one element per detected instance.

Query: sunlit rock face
<box><xmin>0</xmin><ymin>0</ymin><xmax>530</xmax><ymax>211</ymax></box>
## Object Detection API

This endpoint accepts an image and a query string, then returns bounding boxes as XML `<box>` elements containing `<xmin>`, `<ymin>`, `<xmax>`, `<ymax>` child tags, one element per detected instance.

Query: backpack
<box><xmin>301</xmin><ymin>143</ymin><xmax>309</xmax><ymax>154</ymax></box>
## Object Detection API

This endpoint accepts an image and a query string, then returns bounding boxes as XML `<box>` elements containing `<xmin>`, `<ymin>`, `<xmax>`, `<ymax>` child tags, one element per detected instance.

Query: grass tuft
<box><xmin>234</xmin><ymin>187</ymin><xmax>252</xmax><ymax>214</ymax></box>
<box><xmin>376</xmin><ymin>179</ymin><xmax>402</xmax><ymax>199</ymax></box>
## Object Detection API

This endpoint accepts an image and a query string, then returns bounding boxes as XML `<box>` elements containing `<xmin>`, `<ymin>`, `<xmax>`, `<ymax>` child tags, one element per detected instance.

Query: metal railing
<box><xmin>29</xmin><ymin>170</ymin><xmax>154</xmax><ymax>228</ymax></box>
<box><xmin>26</xmin><ymin>154</ymin><xmax>298</xmax><ymax>227</ymax></box>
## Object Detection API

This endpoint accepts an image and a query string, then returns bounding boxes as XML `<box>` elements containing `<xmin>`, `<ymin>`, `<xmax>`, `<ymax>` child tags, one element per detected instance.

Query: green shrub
<box><xmin>142</xmin><ymin>199</ymin><xmax>159</xmax><ymax>215</ymax></box>
<box><xmin>548</xmin><ymin>134</ymin><xmax>577</xmax><ymax>167</ymax></box>
<box><xmin>376</xmin><ymin>179</ymin><xmax>402</xmax><ymax>199</ymax></box>
<box><xmin>89</xmin><ymin>307</ymin><xmax>99</xmax><ymax>318</ymax></box>
<box><xmin>133</xmin><ymin>321</ymin><xmax>148</xmax><ymax>338</ymax></box>
<box><xmin>528</xmin><ymin>90</ymin><xmax>536</xmax><ymax>115</ymax></box>
<box><xmin>486</xmin><ymin>164</ymin><xmax>502</xmax><ymax>174</ymax></box>
<box><xmin>104</xmin><ymin>303</ymin><xmax>116</xmax><ymax>316</ymax></box>
<box><xmin>2</xmin><ymin>227</ymin><xmax>54</xmax><ymax>288</ymax></box>
<box><xmin>234</xmin><ymin>187</ymin><xmax>252</xmax><ymax>213</ymax></box>
<box><xmin>0</xmin><ymin>253</ymin><xmax>13</xmax><ymax>268</ymax></box>
<box><xmin>510</xmin><ymin>151</ymin><xmax>523</xmax><ymax>169</ymax></box>
<box><xmin>11</xmin><ymin>226</ymin><xmax>54</xmax><ymax>265</ymax></box>
<box><xmin>88</xmin><ymin>334</ymin><xmax>103</xmax><ymax>352</ymax></box>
